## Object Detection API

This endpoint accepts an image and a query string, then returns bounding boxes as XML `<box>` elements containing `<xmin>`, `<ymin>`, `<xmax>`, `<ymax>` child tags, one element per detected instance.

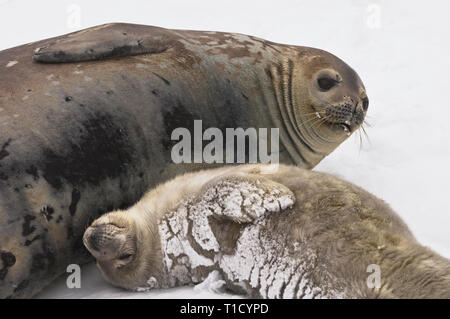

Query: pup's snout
<box><xmin>83</xmin><ymin>224</ymin><xmax>126</xmax><ymax>261</ymax></box>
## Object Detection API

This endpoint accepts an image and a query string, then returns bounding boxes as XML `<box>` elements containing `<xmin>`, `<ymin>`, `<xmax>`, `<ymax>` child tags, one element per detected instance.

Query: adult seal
<box><xmin>84</xmin><ymin>164</ymin><xmax>450</xmax><ymax>299</ymax></box>
<box><xmin>0</xmin><ymin>23</ymin><xmax>368</xmax><ymax>298</ymax></box>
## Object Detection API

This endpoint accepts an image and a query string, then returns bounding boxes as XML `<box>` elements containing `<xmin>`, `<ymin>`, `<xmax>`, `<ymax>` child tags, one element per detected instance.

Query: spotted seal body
<box><xmin>0</xmin><ymin>23</ymin><xmax>367</xmax><ymax>298</ymax></box>
<box><xmin>84</xmin><ymin>165</ymin><xmax>450</xmax><ymax>299</ymax></box>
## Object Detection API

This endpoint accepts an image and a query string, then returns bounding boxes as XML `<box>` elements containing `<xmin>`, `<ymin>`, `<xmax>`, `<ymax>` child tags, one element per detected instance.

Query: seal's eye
<box><xmin>362</xmin><ymin>97</ymin><xmax>369</xmax><ymax>111</ymax></box>
<box><xmin>317</xmin><ymin>77</ymin><xmax>337</xmax><ymax>91</ymax></box>
<box><xmin>118</xmin><ymin>253</ymin><xmax>133</xmax><ymax>260</ymax></box>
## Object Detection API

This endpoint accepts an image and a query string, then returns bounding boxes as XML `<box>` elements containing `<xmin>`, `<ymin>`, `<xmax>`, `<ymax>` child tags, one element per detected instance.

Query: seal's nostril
<box><xmin>362</xmin><ymin>97</ymin><xmax>369</xmax><ymax>111</ymax></box>
<box><xmin>87</xmin><ymin>229</ymin><xmax>100</xmax><ymax>251</ymax></box>
<box><xmin>89</xmin><ymin>239</ymin><xmax>99</xmax><ymax>251</ymax></box>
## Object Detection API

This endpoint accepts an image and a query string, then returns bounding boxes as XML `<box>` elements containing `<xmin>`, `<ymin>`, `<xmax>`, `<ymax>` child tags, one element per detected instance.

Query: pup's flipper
<box><xmin>198</xmin><ymin>172</ymin><xmax>295</xmax><ymax>224</ymax></box>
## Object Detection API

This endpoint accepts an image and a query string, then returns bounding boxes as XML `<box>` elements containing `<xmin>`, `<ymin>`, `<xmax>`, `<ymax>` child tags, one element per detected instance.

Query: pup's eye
<box><xmin>118</xmin><ymin>253</ymin><xmax>133</xmax><ymax>260</ymax></box>
<box><xmin>317</xmin><ymin>77</ymin><xmax>337</xmax><ymax>91</ymax></box>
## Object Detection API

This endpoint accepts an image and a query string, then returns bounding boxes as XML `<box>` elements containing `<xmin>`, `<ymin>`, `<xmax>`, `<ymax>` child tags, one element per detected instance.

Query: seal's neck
<box><xmin>262</xmin><ymin>56</ymin><xmax>343</xmax><ymax>168</ymax></box>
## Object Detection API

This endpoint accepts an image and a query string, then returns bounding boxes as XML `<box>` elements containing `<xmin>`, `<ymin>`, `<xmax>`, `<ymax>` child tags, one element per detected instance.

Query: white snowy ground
<box><xmin>1</xmin><ymin>0</ymin><xmax>449</xmax><ymax>298</ymax></box>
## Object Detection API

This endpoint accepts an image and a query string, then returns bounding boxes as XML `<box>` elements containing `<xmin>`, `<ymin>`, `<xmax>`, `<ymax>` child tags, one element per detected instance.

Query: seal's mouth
<box><xmin>313</xmin><ymin>111</ymin><xmax>354</xmax><ymax>136</ymax></box>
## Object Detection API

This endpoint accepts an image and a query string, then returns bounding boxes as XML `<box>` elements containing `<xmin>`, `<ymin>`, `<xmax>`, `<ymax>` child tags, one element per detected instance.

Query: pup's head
<box><xmin>83</xmin><ymin>210</ymin><xmax>160</xmax><ymax>290</ymax></box>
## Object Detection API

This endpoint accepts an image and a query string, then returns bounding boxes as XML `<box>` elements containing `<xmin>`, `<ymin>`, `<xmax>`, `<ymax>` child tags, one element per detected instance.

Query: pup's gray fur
<box><xmin>84</xmin><ymin>164</ymin><xmax>450</xmax><ymax>298</ymax></box>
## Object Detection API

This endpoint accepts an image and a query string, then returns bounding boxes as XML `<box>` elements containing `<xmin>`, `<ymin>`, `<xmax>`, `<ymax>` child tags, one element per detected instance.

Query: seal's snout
<box><xmin>83</xmin><ymin>224</ymin><xmax>127</xmax><ymax>261</ymax></box>
<box><xmin>84</xmin><ymin>226</ymin><xmax>100</xmax><ymax>251</ymax></box>
<box><xmin>321</xmin><ymin>97</ymin><xmax>364</xmax><ymax>134</ymax></box>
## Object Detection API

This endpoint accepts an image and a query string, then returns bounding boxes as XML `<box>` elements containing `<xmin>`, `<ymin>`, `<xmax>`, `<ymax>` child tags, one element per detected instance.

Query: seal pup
<box><xmin>84</xmin><ymin>164</ymin><xmax>450</xmax><ymax>298</ymax></box>
<box><xmin>0</xmin><ymin>23</ymin><xmax>368</xmax><ymax>298</ymax></box>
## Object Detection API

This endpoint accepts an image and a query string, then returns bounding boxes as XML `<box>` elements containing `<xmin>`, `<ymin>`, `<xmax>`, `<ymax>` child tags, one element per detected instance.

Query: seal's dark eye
<box><xmin>118</xmin><ymin>253</ymin><xmax>133</xmax><ymax>260</ymax></box>
<box><xmin>362</xmin><ymin>97</ymin><xmax>369</xmax><ymax>111</ymax></box>
<box><xmin>317</xmin><ymin>77</ymin><xmax>337</xmax><ymax>91</ymax></box>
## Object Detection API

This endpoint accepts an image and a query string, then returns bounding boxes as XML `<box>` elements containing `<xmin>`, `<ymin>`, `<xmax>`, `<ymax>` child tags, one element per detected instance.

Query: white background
<box><xmin>1</xmin><ymin>0</ymin><xmax>449</xmax><ymax>298</ymax></box>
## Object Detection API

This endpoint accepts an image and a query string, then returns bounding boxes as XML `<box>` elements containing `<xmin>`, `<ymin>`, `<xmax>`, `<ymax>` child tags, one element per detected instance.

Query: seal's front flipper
<box><xmin>33</xmin><ymin>23</ymin><xmax>173</xmax><ymax>63</ymax></box>
<box><xmin>198</xmin><ymin>173</ymin><xmax>295</xmax><ymax>224</ymax></box>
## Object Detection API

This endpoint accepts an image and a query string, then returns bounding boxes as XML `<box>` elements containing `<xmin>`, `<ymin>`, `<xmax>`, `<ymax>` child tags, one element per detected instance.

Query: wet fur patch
<box><xmin>0</xmin><ymin>139</ymin><xmax>12</xmax><ymax>161</ymax></box>
<box><xmin>22</xmin><ymin>215</ymin><xmax>36</xmax><ymax>236</ymax></box>
<box><xmin>69</xmin><ymin>188</ymin><xmax>81</xmax><ymax>216</ymax></box>
<box><xmin>0</xmin><ymin>251</ymin><xmax>16</xmax><ymax>280</ymax></box>
<box><xmin>41</xmin><ymin>113</ymin><xmax>133</xmax><ymax>190</ymax></box>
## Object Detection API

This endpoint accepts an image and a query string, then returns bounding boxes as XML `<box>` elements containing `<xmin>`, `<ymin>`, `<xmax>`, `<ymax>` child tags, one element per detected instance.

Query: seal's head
<box><xmin>283</xmin><ymin>47</ymin><xmax>369</xmax><ymax>166</ymax></box>
<box><xmin>83</xmin><ymin>210</ymin><xmax>159</xmax><ymax>290</ymax></box>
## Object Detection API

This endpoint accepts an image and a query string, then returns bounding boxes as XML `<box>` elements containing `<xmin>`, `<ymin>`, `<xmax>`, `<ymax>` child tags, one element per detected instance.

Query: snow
<box><xmin>37</xmin><ymin>263</ymin><xmax>238</xmax><ymax>299</ymax></box>
<box><xmin>1</xmin><ymin>0</ymin><xmax>444</xmax><ymax>298</ymax></box>
<box><xmin>193</xmin><ymin>271</ymin><xmax>226</xmax><ymax>294</ymax></box>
